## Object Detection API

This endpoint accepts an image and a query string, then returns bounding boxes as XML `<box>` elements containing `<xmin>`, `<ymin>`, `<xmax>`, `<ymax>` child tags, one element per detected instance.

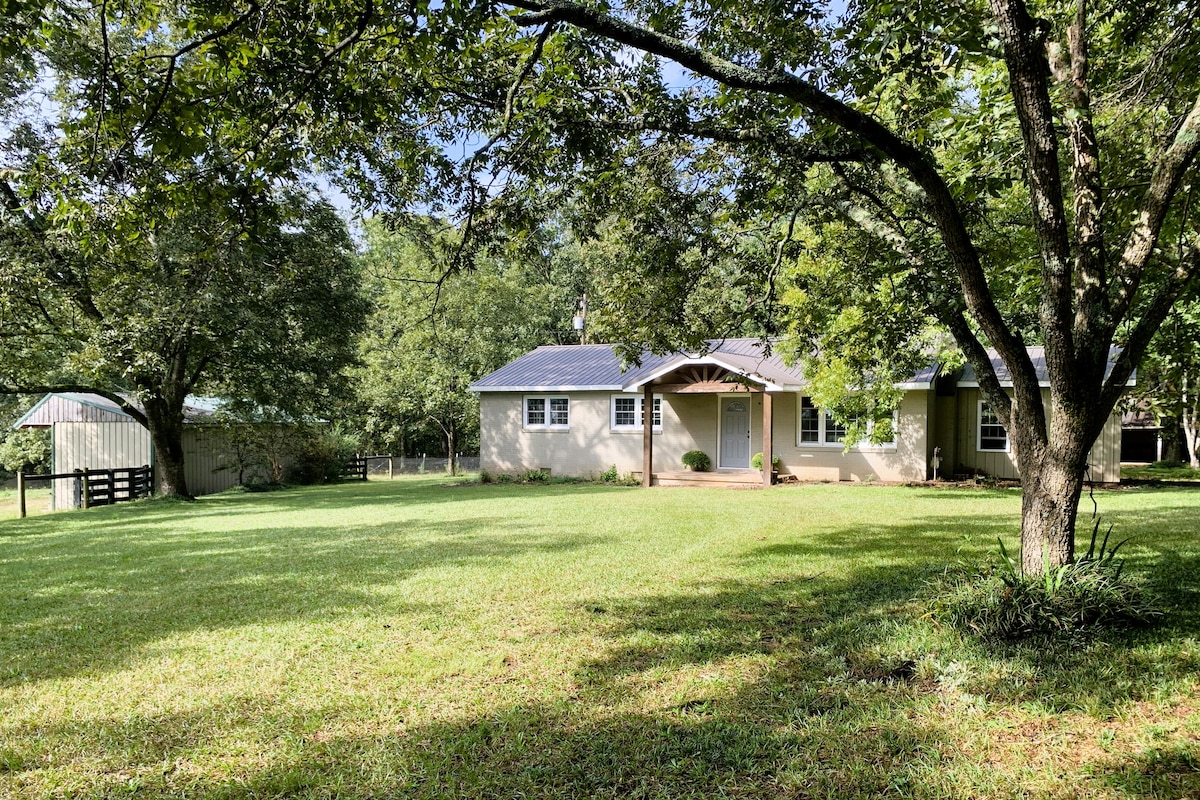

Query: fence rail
<box><xmin>15</xmin><ymin>465</ymin><xmax>153</xmax><ymax>518</ymax></box>
<box><xmin>353</xmin><ymin>454</ymin><xmax>480</xmax><ymax>478</ymax></box>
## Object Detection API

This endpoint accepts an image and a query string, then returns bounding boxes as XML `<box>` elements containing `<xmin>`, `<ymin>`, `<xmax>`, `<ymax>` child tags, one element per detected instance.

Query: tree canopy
<box><xmin>306</xmin><ymin>0</ymin><xmax>1200</xmax><ymax>573</ymax></box>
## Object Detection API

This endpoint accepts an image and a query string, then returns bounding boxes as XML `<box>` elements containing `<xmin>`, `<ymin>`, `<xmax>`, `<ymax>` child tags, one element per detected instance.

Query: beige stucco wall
<box><xmin>479</xmin><ymin>385</ymin><xmax>1125</xmax><ymax>484</ymax></box>
<box><xmin>768</xmin><ymin>391</ymin><xmax>931</xmax><ymax>483</ymax></box>
<box><xmin>479</xmin><ymin>390</ymin><xmax>933</xmax><ymax>482</ymax></box>
<box><xmin>479</xmin><ymin>391</ymin><xmax>713</xmax><ymax>477</ymax></box>
<box><xmin>952</xmin><ymin>388</ymin><xmax>1122</xmax><ymax>482</ymax></box>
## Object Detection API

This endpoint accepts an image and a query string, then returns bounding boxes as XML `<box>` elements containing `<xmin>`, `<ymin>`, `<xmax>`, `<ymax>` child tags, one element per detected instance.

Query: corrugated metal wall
<box><xmin>182</xmin><ymin>426</ymin><xmax>243</xmax><ymax>495</ymax></box>
<box><xmin>51</xmin><ymin>422</ymin><xmax>285</xmax><ymax>508</ymax></box>
<box><xmin>52</xmin><ymin>422</ymin><xmax>152</xmax><ymax>509</ymax></box>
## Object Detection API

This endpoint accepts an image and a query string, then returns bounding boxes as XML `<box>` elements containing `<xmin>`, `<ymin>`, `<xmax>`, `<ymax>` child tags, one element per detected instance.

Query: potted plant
<box><xmin>681</xmin><ymin>450</ymin><xmax>711</xmax><ymax>472</ymax></box>
<box><xmin>751</xmin><ymin>452</ymin><xmax>782</xmax><ymax>474</ymax></box>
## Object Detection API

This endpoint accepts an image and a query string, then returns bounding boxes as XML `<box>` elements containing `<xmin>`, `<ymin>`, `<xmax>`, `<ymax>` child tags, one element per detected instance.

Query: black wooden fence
<box><xmin>15</xmin><ymin>465</ymin><xmax>153</xmax><ymax>518</ymax></box>
<box><xmin>344</xmin><ymin>455</ymin><xmax>368</xmax><ymax>481</ymax></box>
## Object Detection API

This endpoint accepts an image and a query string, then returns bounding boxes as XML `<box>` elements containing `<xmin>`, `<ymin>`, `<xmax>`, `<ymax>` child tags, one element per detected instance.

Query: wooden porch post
<box><xmin>762</xmin><ymin>392</ymin><xmax>774</xmax><ymax>488</ymax></box>
<box><xmin>642</xmin><ymin>384</ymin><xmax>653</xmax><ymax>488</ymax></box>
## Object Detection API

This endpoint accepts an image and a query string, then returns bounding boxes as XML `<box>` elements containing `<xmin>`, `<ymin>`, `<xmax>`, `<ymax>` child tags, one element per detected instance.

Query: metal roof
<box><xmin>957</xmin><ymin>347</ymin><xmax>1134</xmax><ymax>388</ymax></box>
<box><xmin>14</xmin><ymin>392</ymin><xmax>225</xmax><ymax>429</ymax></box>
<box><xmin>470</xmin><ymin>339</ymin><xmax>936</xmax><ymax>393</ymax></box>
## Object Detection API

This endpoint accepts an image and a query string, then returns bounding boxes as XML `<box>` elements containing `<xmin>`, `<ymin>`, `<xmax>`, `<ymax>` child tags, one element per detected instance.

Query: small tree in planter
<box><xmin>681</xmin><ymin>450</ymin><xmax>711</xmax><ymax>472</ymax></box>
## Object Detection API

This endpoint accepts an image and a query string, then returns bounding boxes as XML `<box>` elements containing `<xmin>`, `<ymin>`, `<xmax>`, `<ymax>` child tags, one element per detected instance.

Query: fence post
<box><xmin>17</xmin><ymin>470</ymin><xmax>25</xmax><ymax>519</ymax></box>
<box><xmin>81</xmin><ymin>470</ymin><xmax>90</xmax><ymax>509</ymax></box>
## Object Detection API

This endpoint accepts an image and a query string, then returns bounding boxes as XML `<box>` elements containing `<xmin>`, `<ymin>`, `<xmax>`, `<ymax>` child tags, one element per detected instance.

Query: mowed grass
<box><xmin>1</xmin><ymin>478</ymin><xmax>1198</xmax><ymax>799</ymax></box>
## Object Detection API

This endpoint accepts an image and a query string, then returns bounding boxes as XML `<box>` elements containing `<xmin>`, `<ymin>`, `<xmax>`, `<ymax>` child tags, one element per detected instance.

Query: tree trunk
<box><xmin>1184</xmin><ymin>375</ymin><xmax>1200</xmax><ymax>469</ymax></box>
<box><xmin>1159</xmin><ymin>414</ymin><xmax>1185</xmax><ymax>463</ymax></box>
<box><xmin>1013</xmin><ymin>405</ymin><xmax>1092</xmax><ymax>576</ymax></box>
<box><xmin>1018</xmin><ymin>455</ymin><xmax>1086</xmax><ymax>575</ymax></box>
<box><xmin>142</xmin><ymin>398</ymin><xmax>192</xmax><ymax>499</ymax></box>
<box><xmin>446</xmin><ymin>424</ymin><xmax>457</xmax><ymax>476</ymax></box>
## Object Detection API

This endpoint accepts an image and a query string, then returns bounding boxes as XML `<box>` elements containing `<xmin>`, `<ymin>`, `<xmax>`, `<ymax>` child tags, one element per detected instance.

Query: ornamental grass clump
<box><xmin>932</xmin><ymin>519</ymin><xmax>1161</xmax><ymax>641</ymax></box>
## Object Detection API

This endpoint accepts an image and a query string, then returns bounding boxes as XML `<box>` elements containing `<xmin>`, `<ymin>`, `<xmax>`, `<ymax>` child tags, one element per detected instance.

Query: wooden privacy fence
<box><xmin>15</xmin><ymin>465</ymin><xmax>153</xmax><ymax>518</ymax></box>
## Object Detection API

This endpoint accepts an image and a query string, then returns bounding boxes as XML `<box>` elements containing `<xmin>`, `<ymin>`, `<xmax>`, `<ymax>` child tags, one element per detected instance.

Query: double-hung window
<box><xmin>978</xmin><ymin>402</ymin><xmax>1009</xmax><ymax>452</ymax></box>
<box><xmin>798</xmin><ymin>396</ymin><xmax>896</xmax><ymax>448</ymax></box>
<box><xmin>611</xmin><ymin>394</ymin><xmax>662</xmax><ymax>431</ymax></box>
<box><xmin>524</xmin><ymin>396</ymin><xmax>570</xmax><ymax>430</ymax></box>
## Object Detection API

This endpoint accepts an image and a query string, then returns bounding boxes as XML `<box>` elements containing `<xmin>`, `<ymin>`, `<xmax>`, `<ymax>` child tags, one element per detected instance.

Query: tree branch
<box><xmin>503</xmin><ymin>0</ymin><xmax>1035</xmax><ymax>400</ymax></box>
<box><xmin>988</xmin><ymin>0</ymin><xmax>1075</xmax><ymax>391</ymax></box>
<box><xmin>1111</xmin><ymin>94</ymin><xmax>1200</xmax><ymax>322</ymax></box>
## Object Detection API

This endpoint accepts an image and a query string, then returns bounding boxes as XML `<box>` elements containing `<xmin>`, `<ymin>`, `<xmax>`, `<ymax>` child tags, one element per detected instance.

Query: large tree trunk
<box><xmin>1011</xmin><ymin>399</ymin><xmax>1094</xmax><ymax>576</ymax></box>
<box><xmin>1018</xmin><ymin>453</ymin><xmax>1087</xmax><ymax>575</ymax></box>
<box><xmin>142</xmin><ymin>396</ymin><xmax>191</xmax><ymax>499</ymax></box>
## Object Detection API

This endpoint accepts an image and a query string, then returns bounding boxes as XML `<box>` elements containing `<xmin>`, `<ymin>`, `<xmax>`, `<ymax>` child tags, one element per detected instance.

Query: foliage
<box><xmin>0</xmin><ymin>428</ymin><xmax>49</xmax><ymax>475</ymax></box>
<box><xmin>0</xmin><ymin>3</ymin><xmax>372</xmax><ymax>496</ymax></box>
<box><xmin>521</xmin><ymin>468</ymin><xmax>549</xmax><ymax>483</ymax></box>
<box><xmin>750</xmin><ymin>452</ymin><xmax>781</xmax><ymax>471</ymax></box>
<box><xmin>932</xmin><ymin>521</ymin><xmax>1161</xmax><ymax>641</ymax></box>
<box><xmin>681</xmin><ymin>450</ymin><xmax>711</xmax><ymax>471</ymax></box>
<box><xmin>600</xmin><ymin>464</ymin><xmax>619</xmax><ymax>483</ymax></box>
<box><xmin>352</xmin><ymin>218</ymin><xmax>577</xmax><ymax>465</ymax></box>
<box><xmin>1121</xmin><ymin>462</ymin><xmax>1200</xmax><ymax>482</ymax></box>
<box><xmin>288</xmin><ymin>426</ymin><xmax>363</xmax><ymax>485</ymax></box>
<box><xmin>1129</xmin><ymin>299</ymin><xmax>1200</xmax><ymax>467</ymax></box>
<box><xmin>305</xmin><ymin>0</ymin><xmax>1200</xmax><ymax>573</ymax></box>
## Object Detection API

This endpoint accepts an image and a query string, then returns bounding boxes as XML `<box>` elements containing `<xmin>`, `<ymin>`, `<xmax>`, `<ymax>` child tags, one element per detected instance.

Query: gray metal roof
<box><xmin>467</xmin><ymin>344</ymin><xmax>676</xmax><ymax>392</ymax></box>
<box><xmin>470</xmin><ymin>339</ymin><xmax>935</xmax><ymax>393</ymax></box>
<box><xmin>14</xmin><ymin>392</ymin><xmax>224</xmax><ymax>429</ymax></box>
<box><xmin>957</xmin><ymin>347</ymin><xmax>1133</xmax><ymax>387</ymax></box>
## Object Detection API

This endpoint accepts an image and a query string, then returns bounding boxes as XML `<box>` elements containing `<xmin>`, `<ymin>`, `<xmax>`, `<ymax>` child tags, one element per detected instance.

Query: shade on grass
<box><xmin>1</xmin><ymin>478</ymin><xmax>1198</xmax><ymax>798</ymax></box>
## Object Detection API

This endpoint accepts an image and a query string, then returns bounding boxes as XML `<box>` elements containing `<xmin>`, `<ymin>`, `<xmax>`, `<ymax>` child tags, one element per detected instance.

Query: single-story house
<box><xmin>468</xmin><ymin>339</ymin><xmax>1126</xmax><ymax>487</ymax></box>
<box><xmin>14</xmin><ymin>392</ymin><xmax>275</xmax><ymax>508</ymax></box>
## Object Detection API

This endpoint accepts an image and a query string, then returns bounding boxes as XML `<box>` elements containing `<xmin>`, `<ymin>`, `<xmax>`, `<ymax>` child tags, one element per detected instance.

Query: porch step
<box><xmin>651</xmin><ymin>470</ymin><xmax>766</xmax><ymax>488</ymax></box>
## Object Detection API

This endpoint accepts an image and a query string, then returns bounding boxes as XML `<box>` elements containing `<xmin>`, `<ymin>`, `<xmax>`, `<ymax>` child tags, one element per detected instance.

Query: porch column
<box><xmin>642</xmin><ymin>383</ymin><xmax>653</xmax><ymax>488</ymax></box>
<box><xmin>762</xmin><ymin>391</ymin><xmax>774</xmax><ymax>488</ymax></box>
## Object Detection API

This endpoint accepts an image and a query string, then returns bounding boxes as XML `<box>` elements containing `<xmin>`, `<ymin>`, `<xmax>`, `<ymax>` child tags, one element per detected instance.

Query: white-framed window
<box><xmin>978</xmin><ymin>401</ymin><xmax>1009</xmax><ymax>452</ymax></box>
<box><xmin>610</xmin><ymin>394</ymin><xmax>663</xmax><ymax>431</ymax></box>
<box><xmin>797</xmin><ymin>396</ymin><xmax>896</xmax><ymax>448</ymax></box>
<box><xmin>524</xmin><ymin>395</ymin><xmax>570</xmax><ymax>430</ymax></box>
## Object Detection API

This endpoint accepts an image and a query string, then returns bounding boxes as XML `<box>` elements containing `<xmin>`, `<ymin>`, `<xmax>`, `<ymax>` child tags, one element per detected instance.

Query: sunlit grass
<box><xmin>1</xmin><ymin>477</ymin><xmax>1197</xmax><ymax>798</ymax></box>
<box><xmin>0</xmin><ymin>486</ymin><xmax>51</xmax><ymax>519</ymax></box>
<box><xmin>1122</xmin><ymin>462</ymin><xmax>1200</xmax><ymax>482</ymax></box>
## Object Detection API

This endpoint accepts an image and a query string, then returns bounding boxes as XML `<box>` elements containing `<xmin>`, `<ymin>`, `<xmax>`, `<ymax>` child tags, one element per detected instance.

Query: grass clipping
<box><xmin>931</xmin><ymin>521</ymin><xmax>1162</xmax><ymax>642</ymax></box>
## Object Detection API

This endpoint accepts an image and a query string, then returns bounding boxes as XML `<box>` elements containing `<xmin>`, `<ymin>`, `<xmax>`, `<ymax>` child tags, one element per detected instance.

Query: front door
<box><xmin>719</xmin><ymin>397</ymin><xmax>751</xmax><ymax>469</ymax></box>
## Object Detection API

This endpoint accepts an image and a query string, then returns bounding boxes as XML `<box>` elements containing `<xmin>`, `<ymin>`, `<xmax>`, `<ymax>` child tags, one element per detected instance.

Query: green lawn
<box><xmin>2</xmin><ymin>477</ymin><xmax>1198</xmax><ymax>799</ymax></box>
<box><xmin>1122</xmin><ymin>462</ymin><xmax>1200</xmax><ymax>482</ymax></box>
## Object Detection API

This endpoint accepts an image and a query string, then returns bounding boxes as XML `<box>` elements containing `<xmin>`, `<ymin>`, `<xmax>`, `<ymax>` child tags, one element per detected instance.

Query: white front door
<box><xmin>719</xmin><ymin>397</ymin><xmax>751</xmax><ymax>469</ymax></box>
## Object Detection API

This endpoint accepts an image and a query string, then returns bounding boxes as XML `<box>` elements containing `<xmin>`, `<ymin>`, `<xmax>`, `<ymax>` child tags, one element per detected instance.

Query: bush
<box><xmin>0</xmin><ymin>428</ymin><xmax>51</xmax><ymax>475</ymax></box>
<box><xmin>522</xmin><ymin>468</ymin><xmax>549</xmax><ymax>483</ymax></box>
<box><xmin>479</xmin><ymin>469</ymin><xmax>493</xmax><ymax>484</ymax></box>
<box><xmin>681</xmin><ymin>450</ymin><xmax>711</xmax><ymax>471</ymax></box>
<box><xmin>600</xmin><ymin>464</ymin><xmax>619</xmax><ymax>483</ymax></box>
<box><xmin>931</xmin><ymin>521</ymin><xmax>1161</xmax><ymax>641</ymax></box>
<box><xmin>496</xmin><ymin>473</ymin><xmax>515</xmax><ymax>484</ymax></box>
<box><xmin>750</xmin><ymin>452</ymin><xmax>782</xmax><ymax>470</ymax></box>
<box><xmin>288</xmin><ymin>425</ymin><xmax>362</xmax><ymax>485</ymax></box>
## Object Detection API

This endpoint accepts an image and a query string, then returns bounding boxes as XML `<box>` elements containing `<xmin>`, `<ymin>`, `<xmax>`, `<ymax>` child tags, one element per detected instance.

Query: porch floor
<box><xmin>651</xmin><ymin>470</ymin><xmax>766</xmax><ymax>488</ymax></box>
